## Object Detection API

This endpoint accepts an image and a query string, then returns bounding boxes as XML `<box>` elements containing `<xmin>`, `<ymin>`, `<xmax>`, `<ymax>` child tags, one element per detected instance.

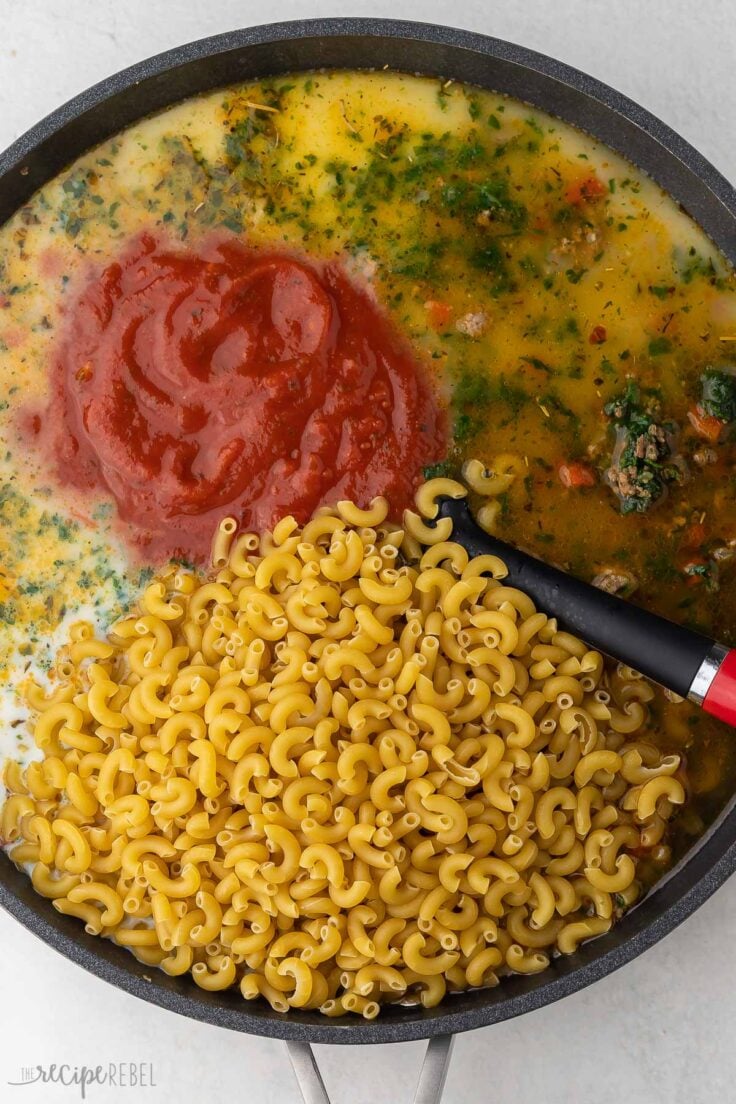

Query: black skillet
<box><xmin>1</xmin><ymin>18</ymin><xmax>736</xmax><ymax>1104</ymax></box>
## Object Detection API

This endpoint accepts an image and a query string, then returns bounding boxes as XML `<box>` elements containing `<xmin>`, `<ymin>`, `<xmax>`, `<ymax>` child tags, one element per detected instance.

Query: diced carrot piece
<box><xmin>687</xmin><ymin>405</ymin><xmax>724</xmax><ymax>443</ymax></box>
<box><xmin>425</xmin><ymin>300</ymin><xmax>453</xmax><ymax>329</ymax></box>
<box><xmin>558</xmin><ymin>461</ymin><xmax>596</xmax><ymax>488</ymax></box>
<box><xmin>683</xmin><ymin>522</ymin><xmax>706</xmax><ymax>549</ymax></box>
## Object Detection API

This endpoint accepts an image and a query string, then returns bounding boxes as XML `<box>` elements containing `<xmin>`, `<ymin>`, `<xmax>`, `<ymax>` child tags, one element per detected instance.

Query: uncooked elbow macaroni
<box><xmin>0</xmin><ymin>472</ymin><xmax>687</xmax><ymax>1018</ymax></box>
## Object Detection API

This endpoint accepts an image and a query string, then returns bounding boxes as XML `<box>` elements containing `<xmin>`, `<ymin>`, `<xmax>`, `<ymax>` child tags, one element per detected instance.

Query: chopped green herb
<box><xmin>699</xmin><ymin>367</ymin><xmax>736</xmax><ymax>423</ymax></box>
<box><xmin>604</xmin><ymin>383</ymin><xmax>682</xmax><ymax>513</ymax></box>
<box><xmin>422</xmin><ymin>459</ymin><xmax>456</xmax><ymax>480</ymax></box>
<box><xmin>648</xmin><ymin>336</ymin><xmax>672</xmax><ymax>356</ymax></box>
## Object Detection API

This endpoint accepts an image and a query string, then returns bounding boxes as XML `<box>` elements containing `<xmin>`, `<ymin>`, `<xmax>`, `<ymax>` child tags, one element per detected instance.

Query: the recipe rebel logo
<box><xmin>7</xmin><ymin>1062</ymin><xmax>157</xmax><ymax>1099</ymax></box>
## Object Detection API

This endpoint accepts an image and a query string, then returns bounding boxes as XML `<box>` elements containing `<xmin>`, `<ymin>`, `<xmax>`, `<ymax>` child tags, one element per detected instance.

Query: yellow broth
<box><xmin>0</xmin><ymin>70</ymin><xmax>735</xmax><ymax>854</ymax></box>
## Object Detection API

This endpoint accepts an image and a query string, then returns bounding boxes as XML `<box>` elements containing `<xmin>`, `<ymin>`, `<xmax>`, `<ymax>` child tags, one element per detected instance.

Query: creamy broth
<box><xmin>1</xmin><ymin>71</ymin><xmax>735</xmax><ymax>858</ymax></box>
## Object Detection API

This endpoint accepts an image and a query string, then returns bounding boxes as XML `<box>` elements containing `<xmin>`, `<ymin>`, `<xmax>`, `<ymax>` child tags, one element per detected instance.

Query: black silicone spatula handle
<box><xmin>436</xmin><ymin>496</ymin><xmax>734</xmax><ymax>713</ymax></box>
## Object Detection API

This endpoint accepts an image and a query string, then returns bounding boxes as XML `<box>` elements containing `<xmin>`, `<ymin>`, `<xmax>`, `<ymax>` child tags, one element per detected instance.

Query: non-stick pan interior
<box><xmin>1</xmin><ymin>18</ymin><xmax>736</xmax><ymax>1044</ymax></box>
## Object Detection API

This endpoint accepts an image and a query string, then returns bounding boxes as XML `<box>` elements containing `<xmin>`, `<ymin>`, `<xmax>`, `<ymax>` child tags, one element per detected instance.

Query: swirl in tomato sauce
<box><xmin>47</xmin><ymin>234</ymin><xmax>445</xmax><ymax>562</ymax></box>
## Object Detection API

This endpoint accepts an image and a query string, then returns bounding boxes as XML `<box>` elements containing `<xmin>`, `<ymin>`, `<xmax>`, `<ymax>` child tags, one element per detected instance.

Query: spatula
<box><xmin>436</xmin><ymin>496</ymin><xmax>736</xmax><ymax>726</ymax></box>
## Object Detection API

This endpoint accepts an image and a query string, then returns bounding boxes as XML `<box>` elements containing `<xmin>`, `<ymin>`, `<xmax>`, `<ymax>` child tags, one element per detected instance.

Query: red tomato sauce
<box><xmin>44</xmin><ymin>234</ymin><xmax>445</xmax><ymax>562</ymax></box>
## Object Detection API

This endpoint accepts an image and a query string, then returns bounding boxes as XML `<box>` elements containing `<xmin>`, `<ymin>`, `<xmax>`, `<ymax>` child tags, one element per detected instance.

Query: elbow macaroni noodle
<box><xmin>0</xmin><ymin>474</ymin><xmax>687</xmax><ymax>1018</ymax></box>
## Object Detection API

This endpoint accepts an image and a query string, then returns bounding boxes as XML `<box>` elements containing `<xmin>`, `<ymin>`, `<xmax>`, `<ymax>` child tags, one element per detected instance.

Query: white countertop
<box><xmin>1</xmin><ymin>2</ymin><xmax>734</xmax><ymax>1102</ymax></box>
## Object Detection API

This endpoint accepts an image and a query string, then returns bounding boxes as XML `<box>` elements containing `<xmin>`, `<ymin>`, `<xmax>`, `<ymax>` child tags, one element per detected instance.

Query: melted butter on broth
<box><xmin>0</xmin><ymin>70</ymin><xmax>734</xmax><ymax>846</ymax></box>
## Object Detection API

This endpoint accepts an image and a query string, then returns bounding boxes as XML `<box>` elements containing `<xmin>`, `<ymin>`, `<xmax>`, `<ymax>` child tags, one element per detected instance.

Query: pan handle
<box><xmin>286</xmin><ymin>1034</ymin><xmax>455</xmax><ymax>1104</ymax></box>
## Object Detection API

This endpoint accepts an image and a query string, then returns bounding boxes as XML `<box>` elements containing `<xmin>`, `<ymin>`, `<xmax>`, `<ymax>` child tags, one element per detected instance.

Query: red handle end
<box><xmin>702</xmin><ymin>649</ymin><xmax>736</xmax><ymax>727</ymax></box>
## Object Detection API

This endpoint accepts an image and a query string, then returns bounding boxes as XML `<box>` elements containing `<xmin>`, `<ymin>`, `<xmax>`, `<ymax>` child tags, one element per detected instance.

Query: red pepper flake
<box><xmin>565</xmin><ymin>175</ymin><xmax>607</xmax><ymax>206</ymax></box>
<box><xmin>75</xmin><ymin>361</ymin><xmax>94</xmax><ymax>383</ymax></box>
<box><xmin>589</xmin><ymin>325</ymin><xmax>607</xmax><ymax>345</ymax></box>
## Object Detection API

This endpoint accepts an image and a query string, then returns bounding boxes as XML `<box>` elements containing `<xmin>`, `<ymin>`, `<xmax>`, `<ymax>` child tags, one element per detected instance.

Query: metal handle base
<box><xmin>286</xmin><ymin>1035</ymin><xmax>455</xmax><ymax>1104</ymax></box>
